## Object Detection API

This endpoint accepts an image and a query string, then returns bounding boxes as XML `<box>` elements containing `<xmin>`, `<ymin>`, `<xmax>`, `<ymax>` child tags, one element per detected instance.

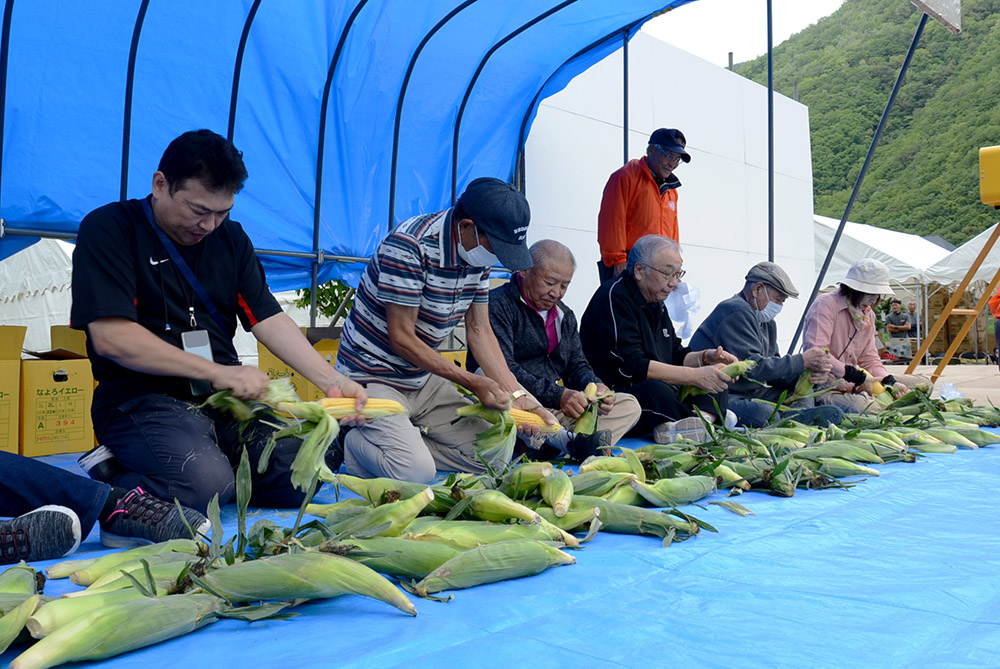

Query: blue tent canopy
<box><xmin>0</xmin><ymin>0</ymin><xmax>693</xmax><ymax>291</ymax></box>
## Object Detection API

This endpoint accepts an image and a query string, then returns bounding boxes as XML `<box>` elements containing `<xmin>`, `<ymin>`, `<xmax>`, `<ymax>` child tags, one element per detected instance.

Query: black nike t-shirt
<box><xmin>71</xmin><ymin>197</ymin><xmax>281</xmax><ymax>434</ymax></box>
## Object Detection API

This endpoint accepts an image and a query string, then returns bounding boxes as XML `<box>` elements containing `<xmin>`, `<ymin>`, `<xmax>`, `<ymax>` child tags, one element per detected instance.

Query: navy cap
<box><xmin>648</xmin><ymin>128</ymin><xmax>691</xmax><ymax>163</ymax></box>
<box><xmin>456</xmin><ymin>177</ymin><xmax>532</xmax><ymax>271</ymax></box>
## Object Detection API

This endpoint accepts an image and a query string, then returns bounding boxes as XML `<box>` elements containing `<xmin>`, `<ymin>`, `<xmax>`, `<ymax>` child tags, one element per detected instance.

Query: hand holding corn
<box><xmin>321</xmin><ymin>375</ymin><xmax>369</xmax><ymax>426</ymax></box>
<box><xmin>701</xmin><ymin>346</ymin><xmax>738</xmax><ymax>366</ymax></box>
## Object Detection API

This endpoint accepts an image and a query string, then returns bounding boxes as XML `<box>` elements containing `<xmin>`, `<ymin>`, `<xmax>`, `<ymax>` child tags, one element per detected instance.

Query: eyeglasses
<box><xmin>654</xmin><ymin>145</ymin><xmax>684</xmax><ymax>164</ymax></box>
<box><xmin>647</xmin><ymin>265</ymin><xmax>686</xmax><ymax>282</ymax></box>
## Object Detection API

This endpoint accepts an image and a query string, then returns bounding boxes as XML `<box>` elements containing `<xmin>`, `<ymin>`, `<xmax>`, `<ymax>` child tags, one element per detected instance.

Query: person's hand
<box><xmin>559</xmin><ymin>388</ymin><xmax>588</xmax><ymax>419</ymax></box>
<box><xmin>514</xmin><ymin>403</ymin><xmax>558</xmax><ymax>437</ymax></box>
<box><xmin>809</xmin><ymin>371</ymin><xmax>832</xmax><ymax>386</ymax></box>
<box><xmin>466</xmin><ymin>375</ymin><xmax>510</xmax><ymax>411</ymax></box>
<box><xmin>802</xmin><ymin>347</ymin><xmax>832</xmax><ymax>374</ymax></box>
<box><xmin>892</xmin><ymin>381</ymin><xmax>909</xmax><ymax>395</ymax></box>
<box><xmin>857</xmin><ymin>375</ymin><xmax>875</xmax><ymax>395</ymax></box>
<box><xmin>325</xmin><ymin>376</ymin><xmax>369</xmax><ymax>426</ymax></box>
<box><xmin>689</xmin><ymin>365</ymin><xmax>733</xmax><ymax>393</ymax></box>
<box><xmin>595</xmin><ymin>383</ymin><xmax>614</xmax><ymax>415</ymax></box>
<box><xmin>212</xmin><ymin>365</ymin><xmax>270</xmax><ymax>400</ymax></box>
<box><xmin>834</xmin><ymin>378</ymin><xmax>854</xmax><ymax>393</ymax></box>
<box><xmin>705</xmin><ymin>346</ymin><xmax>738</xmax><ymax>366</ymax></box>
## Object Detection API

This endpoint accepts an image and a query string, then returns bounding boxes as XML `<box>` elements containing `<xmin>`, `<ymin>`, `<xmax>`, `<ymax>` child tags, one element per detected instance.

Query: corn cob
<box><xmin>791</xmin><ymin>442</ymin><xmax>884</xmax><ymax>464</ymax></box>
<box><xmin>498</xmin><ymin>462</ymin><xmax>554</xmax><ymax>498</ymax></box>
<box><xmin>9</xmin><ymin>593</ymin><xmax>222</xmax><ymax>669</ymax></box>
<box><xmin>923</xmin><ymin>427</ymin><xmax>979</xmax><ymax>449</ymax></box>
<box><xmin>65</xmin><ymin>539</ymin><xmax>204</xmax><ymax>586</ymax></box>
<box><xmin>579</xmin><ymin>455</ymin><xmax>634</xmax><ymax>474</ymax></box>
<box><xmin>534</xmin><ymin>505</ymin><xmax>600</xmax><ymax>532</ymax></box>
<box><xmin>337</xmin><ymin>536</ymin><xmax>461</xmax><ymax>581</ymax></box>
<box><xmin>403</xmin><ymin>518</ymin><xmax>564</xmax><ymax>549</ymax></box>
<box><xmin>333</xmin><ymin>473</ymin><xmax>455</xmax><ymax>514</ymax></box>
<box><xmin>317</xmin><ymin>396</ymin><xmax>406</xmax><ymax>420</ymax></box>
<box><xmin>65</xmin><ymin>559</ymin><xmax>192</xmax><ymax>598</ymax></box>
<box><xmin>197</xmin><ymin>552</ymin><xmax>416</xmax><ymax>615</ymax></box>
<box><xmin>630</xmin><ymin>476</ymin><xmax>716</xmax><ymax>507</ymax></box>
<box><xmin>465</xmin><ymin>490</ymin><xmax>541</xmax><ymax>524</ymax></box>
<box><xmin>601</xmin><ymin>483</ymin><xmax>648</xmax><ymax>506</ymax></box>
<box><xmin>0</xmin><ymin>564</ymin><xmax>40</xmax><ymax>595</ymax></box>
<box><xmin>509</xmin><ymin>408</ymin><xmax>561</xmax><ymax>434</ymax></box>
<box><xmin>678</xmin><ymin>359</ymin><xmax>757</xmax><ymax>401</ymax></box>
<box><xmin>570</xmin><ymin>470</ymin><xmax>637</xmax><ymax>497</ymax></box>
<box><xmin>412</xmin><ymin>539</ymin><xmax>575</xmax><ymax>596</ymax></box>
<box><xmin>326</xmin><ymin>487</ymin><xmax>435</xmax><ymax>538</ymax></box>
<box><xmin>539</xmin><ymin>469</ymin><xmax>574</xmax><ymax>517</ymax></box>
<box><xmin>815</xmin><ymin>457</ymin><xmax>880</xmax><ymax>478</ymax></box>
<box><xmin>81</xmin><ymin>551</ymin><xmax>199</xmax><ymax>591</ymax></box>
<box><xmin>0</xmin><ymin>594</ymin><xmax>39</xmax><ymax>655</ymax></box>
<box><xmin>950</xmin><ymin>427</ymin><xmax>1000</xmax><ymax>447</ymax></box>
<box><xmin>26</xmin><ymin>588</ymin><xmax>147</xmax><ymax>639</ymax></box>
<box><xmin>908</xmin><ymin>441</ymin><xmax>958</xmax><ymax>454</ymax></box>
<box><xmin>569</xmin><ymin>496</ymin><xmax>701</xmax><ymax>540</ymax></box>
<box><xmin>573</xmin><ymin>382</ymin><xmax>615</xmax><ymax>436</ymax></box>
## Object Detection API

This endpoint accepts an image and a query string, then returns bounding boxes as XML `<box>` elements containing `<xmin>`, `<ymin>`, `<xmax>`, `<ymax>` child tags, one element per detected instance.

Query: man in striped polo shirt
<box><xmin>336</xmin><ymin>178</ymin><xmax>556</xmax><ymax>482</ymax></box>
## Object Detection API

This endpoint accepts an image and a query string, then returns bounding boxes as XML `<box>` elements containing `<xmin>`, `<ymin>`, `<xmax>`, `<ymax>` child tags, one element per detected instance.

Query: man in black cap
<box><xmin>689</xmin><ymin>261</ymin><xmax>842</xmax><ymax>427</ymax></box>
<box><xmin>596</xmin><ymin>127</ymin><xmax>690</xmax><ymax>284</ymax></box>
<box><xmin>335</xmin><ymin>177</ymin><xmax>555</xmax><ymax>482</ymax></box>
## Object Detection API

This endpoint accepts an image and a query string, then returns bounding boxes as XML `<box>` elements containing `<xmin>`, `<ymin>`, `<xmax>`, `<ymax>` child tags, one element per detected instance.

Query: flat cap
<box><xmin>745</xmin><ymin>261</ymin><xmax>799</xmax><ymax>298</ymax></box>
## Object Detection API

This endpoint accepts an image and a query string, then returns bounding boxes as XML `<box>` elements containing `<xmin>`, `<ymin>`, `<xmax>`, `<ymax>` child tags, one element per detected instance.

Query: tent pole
<box><xmin>120</xmin><ymin>0</ymin><xmax>150</xmax><ymax>202</ymax></box>
<box><xmin>623</xmin><ymin>29</ymin><xmax>629</xmax><ymax>165</ymax></box>
<box><xmin>787</xmin><ymin>12</ymin><xmax>929</xmax><ymax>355</ymax></box>
<box><xmin>227</xmin><ymin>0</ymin><xmax>263</xmax><ymax>142</ymax></box>
<box><xmin>767</xmin><ymin>0</ymin><xmax>774</xmax><ymax>262</ymax></box>
<box><xmin>0</xmin><ymin>0</ymin><xmax>15</xmax><ymax>210</ymax></box>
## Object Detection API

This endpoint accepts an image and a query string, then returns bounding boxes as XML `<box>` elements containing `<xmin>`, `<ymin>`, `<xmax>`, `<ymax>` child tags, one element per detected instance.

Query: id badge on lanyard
<box><xmin>181</xmin><ymin>329</ymin><xmax>214</xmax><ymax>397</ymax></box>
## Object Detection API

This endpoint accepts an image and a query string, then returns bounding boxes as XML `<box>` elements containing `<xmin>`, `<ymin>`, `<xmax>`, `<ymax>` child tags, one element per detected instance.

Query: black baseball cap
<box><xmin>649</xmin><ymin>128</ymin><xmax>691</xmax><ymax>163</ymax></box>
<box><xmin>456</xmin><ymin>177</ymin><xmax>532</xmax><ymax>271</ymax></box>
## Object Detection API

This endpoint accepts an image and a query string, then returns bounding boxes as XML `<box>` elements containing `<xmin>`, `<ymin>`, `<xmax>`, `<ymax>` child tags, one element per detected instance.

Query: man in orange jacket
<box><xmin>596</xmin><ymin>127</ymin><xmax>690</xmax><ymax>284</ymax></box>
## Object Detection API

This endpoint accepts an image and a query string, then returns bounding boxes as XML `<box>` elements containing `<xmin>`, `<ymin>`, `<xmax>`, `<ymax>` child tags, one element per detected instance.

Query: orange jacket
<box><xmin>989</xmin><ymin>283</ymin><xmax>1000</xmax><ymax>319</ymax></box>
<box><xmin>597</xmin><ymin>157</ymin><xmax>679</xmax><ymax>268</ymax></box>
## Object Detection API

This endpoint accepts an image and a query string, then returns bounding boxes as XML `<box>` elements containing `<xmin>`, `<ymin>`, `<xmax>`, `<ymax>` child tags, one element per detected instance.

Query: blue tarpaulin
<box><xmin>3</xmin><ymin>437</ymin><xmax>999</xmax><ymax>668</ymax></box>
<box><xmin>0</xmin><ymin>1</ymin><xmax>693</xmax><ymax>289</ymax></box>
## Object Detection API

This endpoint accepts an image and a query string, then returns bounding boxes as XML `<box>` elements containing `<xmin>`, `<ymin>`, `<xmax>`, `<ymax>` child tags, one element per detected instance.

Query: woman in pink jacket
<box><xmin>803</xmin><ymin>259</ymin><xmax>928</xmax><ymax>412</ymax></box>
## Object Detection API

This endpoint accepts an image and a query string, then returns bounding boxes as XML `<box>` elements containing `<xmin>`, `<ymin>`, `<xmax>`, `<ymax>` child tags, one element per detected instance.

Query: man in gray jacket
<box><xmin>689</xmin><ymin>262</ymin><xmax>842</xmax><ymax>427</ymax></box>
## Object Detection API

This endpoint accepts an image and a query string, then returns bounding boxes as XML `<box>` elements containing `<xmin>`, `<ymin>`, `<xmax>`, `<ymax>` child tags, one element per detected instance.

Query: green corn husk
<box><xmin>601</xmin><ymin>482</ymin><xmax>648</xmax><ymax>506</ymax></box>
<box><xmin>412</xmin><ymin>539</ymin><xmax>575</xmax><ymax>596</ymax></box>
<box><xmin>678</xmin><ymin>359</ymin><xmax>757</xmax><ymax>402</ymax></box>
<box><xmin>908</xmin><ymin>441</ymin><xmax>959</xmax><ymax>454</ymax></box>
<box><xmin>337</xmin><ymin>536</ymin><xmax>462</xmax><ymax>581</ymax></box>
<box><xmin>629</xmin><ymin>476</ymin><xmax>717</xmax><ymax>507</ymax></box>
<box><xmin>858</xmin><ymin>429</ymin><xmax>908</xmax><ymax>449</ymax></box>
<box><xmin>534</xmin><ymin>505</ymin><xmax>600</xmax><ymax>532</ymax></box>
<box><xmin>815</xmin><ymin>457</ymin><xmax>880</xmax><ymax>478</ymax></box>
<box><xmin>454</xmin><ymin>401</ymin><xmax>517</xmax><ymax>467</ymax></box>
<box><xmin>923</xmin><ymin>427</ymin><xmax>979</xmax><ymax>449</ymax></box>
<box><xmin>850</xmin><ymin>441</ymin><xmax>917</xmax><ymax>463</ymax></box>
<box><xmin>714</xmin><ymin>463</ymin><xmax>751</xmax><ymax>491</ymax></box>
<box><xmin>0</xmin><ymin>595</ymin><xmax>52</xmax><ymax>617</ymax></box>
<box><xmin>334</xmin><ymin>474</ymin><xmax>434</xmax><ymax>504</ymax></box>
<box><xmin>569</xmin><ymin>496</ymin><xmax>701</xmax><ymax>541</ymax></box>
<box><xmin>64</xmin><ymin>539</ymin><xmax>204</xmax><ymax>586</ymax></box>
<box><xmin>570</xmin><ymin>470</ymin><xmax>637</xmax><ymax>497</ymax></box>
<box><xmin>0</xmin><ymin>594</ymin><xmax>39</xmax><ymax>654</ymax></box>
<box><xmin>498</xmin><ymin>462</ymin><xmax>554</xmax><ymax>496</ymax></box>
<box><xmin>578</xmin><ymin>456</ymin><xmax>634</xmax><ymax>474</ymax></box>
<box><xmin>9</xmin><ymin>594</ymin><xmax>223</xmax><ymax>669</ymax></box>
<box><xmin>65</xmin><ymin>559</ymin><xmax>192</xmax><ymax>598</ymax></box>
<box><xmin>465</xmin><ymin>490</ymin><xmax>540</xmax><ymax>524</ymax></box>
<box><xmin>197</xmin><ymin>552</ymin><xmax>416</xmax><ymax>615</ymax></box>
<box><xmin>327</xmin><ymin>487</ymin><xmax>435</xmax><ymax>538</ymax></box>
<box><xmin>0</xmin><ymin>564</ymin><xmax>40</xmax><ymax>595</ymax></box>
<box><xmin>950</xmin><ymin>427</ymin><xmax>1000</xmax><ymax>447</ymax></box>
<box><xmin>791</xmin><ymin>442</ymin><xmax>884</xmax><ymax>464</ymax></box>
<box><xmin>27</xmin><ymin>588</ymin><xmax>147</xmax><ymax>639</ymax></box>
<box><xmin>273</xmin><ymin>400</ymin><xmax>341</xmax><ymax>490</ymax></box>
<box><xmin>887</xmin><ymin>427</ymin><xmax>944</xmax><ymax>445</ymax></box>
<box><xmin>403</xmin><ymin>518</ymin><xmax>565</xmax><ymax>549</ymax></box>
<box><xmin>82</xmin><ymin>552</ymin><xmax>199</xmax><ymax>591</ymax></box>
<box><xmin>304</xmin><ymin>497</ymin><xmax>372</xmax><ymax>517</ymax></box>
<box><xmin>539</xmin><ymin>470</ymin><xmax>574</xmax><ymax>517</ymax></box>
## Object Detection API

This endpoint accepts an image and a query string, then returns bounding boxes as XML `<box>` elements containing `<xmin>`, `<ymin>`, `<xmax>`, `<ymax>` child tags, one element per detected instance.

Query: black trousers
<box><xmin>621</xmin><ymin>379</ymin><xmax>728</xmax><ymax>437</ymax></box>
<box><xmin>98</xmin><ymin>393</ymin><xmax>309</xmax><ymax>514</ymax></box>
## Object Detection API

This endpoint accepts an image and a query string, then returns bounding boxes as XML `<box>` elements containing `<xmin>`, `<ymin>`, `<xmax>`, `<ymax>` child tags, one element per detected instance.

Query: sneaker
<box><xmin>78</xmin><ymin>446</ymin><xmax>120</xmax><ymax>483</ymax></box>
<box><xmin>1</xmin><ymin>505</ymin><xmax>81</xmax><ymax>564</ymax></box>
<box><xmin>653</xmin><ymin>416</ymin><xmax>708</xmax><ymax>444</ymax></box>
<box><xmin>567</xmin><ymin>429</ymin><xmax>612</xmax><ymax>462</ymax></box>
<box><xmin>100</xmin><ymin>488</ymin><xmax>211</xmax><ymax>549</ymax></box>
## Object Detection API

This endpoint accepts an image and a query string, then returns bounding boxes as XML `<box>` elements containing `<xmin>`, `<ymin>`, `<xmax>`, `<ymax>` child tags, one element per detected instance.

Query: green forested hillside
<box><xmin>736</xmin><ymin>0</ymin><xmax>1000</xmax><ymax>245</ymax></box>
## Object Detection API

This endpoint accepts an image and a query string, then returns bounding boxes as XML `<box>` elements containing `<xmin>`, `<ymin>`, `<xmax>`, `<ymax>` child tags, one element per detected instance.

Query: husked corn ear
<box><xmin>403</xmin><ymin>518</ymin><xmax>563</xmax><ymax>549</ymax></box>
<box><xmin>413</xmin><ymin>539</ymin><xmax>575</xmax><ymax>596</ymax></box>
<box><xmin>197</xmin><ymin>552</ymin><xmax>416</xmax><ymax>615</ymax></box>
<box><xmin>327</xmin><ymin>487</ymin><xmax>435</xmax><ymax>538</ymax></box>
<box><xmin>338</xmin><ymin>536</ymin><xmax>461</xmax><ymax>580</ymax></box>
<box><xmin>509</xmin><ymin>408</ymin><xmax>561</xmax><ymax>434</ymax></box>
<box><xmin>9</xmin><ymin>594</ymin><xmax>222</xmax><ymax>669</ymax></box>
<box><xmin>570</xmin><ymin>496</ymin><xmax>701</xmax><ymax>540</ymax></box>
<box><xmin>630</xmin><ymin>476</ymin><xmax>716</xmax><ymax>507</ymax></box>
<box><xmin>0</xmin><ymin>564</ymin><xmax>40</xmax><ymax>595</ymax></box>
<box><xmin>66</xmin><ymin>539</ymin><xmax>205</xmax><ymax>586</ymax></box>
<box><xmin>318</xmin><ymin>397</ymin><xmax>406</xmax><ymax>420</ymax></box>
<box><xmin>539</xmin><ymin>470</ymin><xmax>574</xmax><ymax>517</ymax></box>
<box><xmin>0</xmin><ymin>594</ymin><xmax>39</xmax><ymax>655</ymax></box>
<box><xmin>27</xmin><ymin>589</ymin><xmax>146</xmax><ymax>640</ymax></box>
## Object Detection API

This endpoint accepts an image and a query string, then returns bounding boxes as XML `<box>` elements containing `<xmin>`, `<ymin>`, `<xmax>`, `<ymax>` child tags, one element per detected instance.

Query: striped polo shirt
<box><xmin>335</xmin><ymin>208</ymin><xmax>490</xmax><ymax>390</ymax></box>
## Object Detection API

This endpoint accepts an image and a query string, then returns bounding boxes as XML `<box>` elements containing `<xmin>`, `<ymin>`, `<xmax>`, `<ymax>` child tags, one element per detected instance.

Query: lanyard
<box><xmin>141</xmin><ymin>197</ymin><xmax>229</xmax><ymax>334</ymax></box>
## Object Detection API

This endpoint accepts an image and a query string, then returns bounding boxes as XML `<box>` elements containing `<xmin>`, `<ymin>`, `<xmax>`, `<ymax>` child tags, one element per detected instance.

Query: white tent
<box><xmin>0</xmin><ymin>238</ymin><xmax>75</xmax><ymax>352</ymax></box>
<box><xmin>925</xmin><ymin>222</ymin><xmax>1000</xmax><ymax>287</ymax></box>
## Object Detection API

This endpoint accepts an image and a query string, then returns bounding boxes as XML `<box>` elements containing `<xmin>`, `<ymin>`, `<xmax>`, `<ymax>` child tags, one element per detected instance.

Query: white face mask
<box><xmin>458</xmin><ymin>227</ymin><xmax>500</xmax><ymax>267</ymax></box>
<box><xmin>755</xmin><ymin>286</ymin><xmax>783</xmax><ymax>322</ymax></box>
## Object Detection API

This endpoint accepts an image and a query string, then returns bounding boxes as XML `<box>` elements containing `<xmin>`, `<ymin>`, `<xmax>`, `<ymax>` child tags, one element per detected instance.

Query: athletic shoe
<box><xmin>100</xmin><ymin>488</ymin><xmax>211</xmax><ymax>549</ymax></box>
<box><xmin>567</xmin><ymin>429</ymin><xmax>612</xmax><ymax>462</ymax></box>
<box><xmin>1</xmin><ymin>505</ymin><xmax>81</xmax><ymax>564</ymax></box>
<box><xmin>78</xmin><ymin>445</ymin><xmax>121</xmax><ymax>483</ymax></box>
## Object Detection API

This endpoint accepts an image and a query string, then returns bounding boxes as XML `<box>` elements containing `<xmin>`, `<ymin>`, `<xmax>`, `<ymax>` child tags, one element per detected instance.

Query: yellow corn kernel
<box><xmin>509</xmin><ymin>408</ymin><xmax>561</xmax><ymax>434</ymax></box>
<box><xmin>318</xmin><ymin>397</ymin><xmax>406</xmax><ymax>420</ymax></box>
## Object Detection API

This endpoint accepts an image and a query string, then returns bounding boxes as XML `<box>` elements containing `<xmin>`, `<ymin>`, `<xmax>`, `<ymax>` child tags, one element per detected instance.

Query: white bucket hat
<box><xmin>841</xmin><ymin>258</ymin><xmax>892</xmax><ymax>295</ymax></box>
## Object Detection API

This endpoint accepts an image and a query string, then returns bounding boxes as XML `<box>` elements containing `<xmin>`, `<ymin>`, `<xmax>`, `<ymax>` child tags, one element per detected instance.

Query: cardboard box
<box><xmin>256</xmin><ymin>327</ymin><xmax>340</xmax><ymax>402</ymax></box>
<box><xmin>49</xmin><ymin>325</ymin><xmax>88</xmax><ymax>358</ymax></box>
<box><xmin>0</xmin><ymin>326</ymin><xmax>27</xmax><ymax>453</ymax></box>
<box><xmin>19</xmin><ymin>356</ymin><xmax>94</xmax><ymax>457</ymax></box>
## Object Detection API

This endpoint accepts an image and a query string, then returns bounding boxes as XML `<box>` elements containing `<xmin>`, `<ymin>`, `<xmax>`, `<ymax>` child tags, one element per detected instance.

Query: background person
<box><xmin>886</xmin><ymin>298</ymin><xmax>912</xmax><ymax>338</ymax></box>
<box><xmin>906</xmin><ymin>300</ymin><xmax>920</xmax><ymax>338</ymax></box>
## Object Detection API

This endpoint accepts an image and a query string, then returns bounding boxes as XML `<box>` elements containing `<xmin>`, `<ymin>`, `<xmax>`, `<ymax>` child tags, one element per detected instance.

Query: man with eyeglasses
<box><xmin>580</xmin><ymin>235</ymin><xmax>736</xmax><ymax>438</ymax></box>
<box><xmin>690</xmin><ymin>262</ymin><xmax>842</xmax><ymax>427</ymax></box>
<box><xmin>596</xmin><ymin>128</ymin><xmax>690</xmax><ymax>285</ymax></box>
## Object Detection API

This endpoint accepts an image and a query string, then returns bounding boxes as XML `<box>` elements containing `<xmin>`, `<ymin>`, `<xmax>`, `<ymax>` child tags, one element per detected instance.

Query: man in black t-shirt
<box><xmin>71</xmin><ymin>130</ymin><xmax>367</xmax><ymax>513</ymax></box>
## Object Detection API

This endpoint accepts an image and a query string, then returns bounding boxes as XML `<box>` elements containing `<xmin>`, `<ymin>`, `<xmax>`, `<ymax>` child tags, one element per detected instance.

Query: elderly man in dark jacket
<box><xmin>580</xmin><ymin>235</ymin><xmax>736</xmax><ymax>438</ymax></box>
<box><xmin>689</xmin><ymin>262</ymin><xmax>842</xmax><ymax>427</ymax></box>
<box><xmin>468</xmin><ymin>240</ymin><xmax>640</xmax><ymax>458</ymax></box>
